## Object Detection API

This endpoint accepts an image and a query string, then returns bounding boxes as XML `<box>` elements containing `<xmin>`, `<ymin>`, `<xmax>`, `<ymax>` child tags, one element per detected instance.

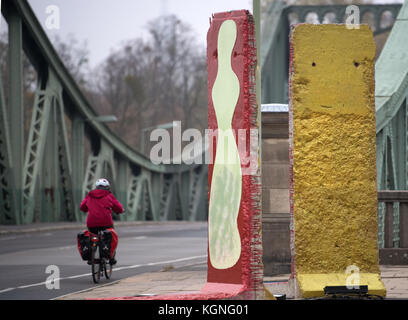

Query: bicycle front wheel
<box><xmin>91</xmin><ymin>247</ymin><xmax>100</xmax><ymax>284</ymax></box>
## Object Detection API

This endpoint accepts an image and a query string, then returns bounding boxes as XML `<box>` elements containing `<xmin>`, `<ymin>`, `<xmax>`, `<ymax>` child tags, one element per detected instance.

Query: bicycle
<box><xmin>89</xmin><ymin>230</ymin><xmax>113</xmax><ymax>284</ymax></box>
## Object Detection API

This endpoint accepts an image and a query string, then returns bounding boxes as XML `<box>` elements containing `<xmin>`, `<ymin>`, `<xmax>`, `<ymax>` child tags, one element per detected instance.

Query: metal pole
<box><xmin>116</xmin><ymin>157</ymin><xmax>128</xmax><ymax>221</ymax></box>
<box><xmin>71</xmin><ymin>113</ymin><xmax>84</xmax><ymax>221</ymax></box>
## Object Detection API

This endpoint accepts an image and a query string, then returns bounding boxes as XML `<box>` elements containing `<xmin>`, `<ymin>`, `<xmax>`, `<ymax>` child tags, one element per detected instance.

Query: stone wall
<box><xmin>262</xmin><ymin>111</ymin><xmax>291</xmax><ymax>276</ymax></box>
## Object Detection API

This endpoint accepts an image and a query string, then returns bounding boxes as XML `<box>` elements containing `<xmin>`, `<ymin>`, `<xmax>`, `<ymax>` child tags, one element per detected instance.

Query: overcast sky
<box><xmin>18</xmin><ymin>0</ymin><xmax>405</xmax><ymax>68</ymax></box>
<box><xmin>27</xmin><ymin>0</ymin><xmax>253</xmax><ymax>68</ymax></box>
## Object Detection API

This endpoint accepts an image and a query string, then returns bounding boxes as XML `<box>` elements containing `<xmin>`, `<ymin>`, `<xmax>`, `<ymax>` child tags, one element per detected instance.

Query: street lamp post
<box><xmin>85</xmin><ymin>115</ymin><xmax>118</xmax><ymax>123</ymax></box>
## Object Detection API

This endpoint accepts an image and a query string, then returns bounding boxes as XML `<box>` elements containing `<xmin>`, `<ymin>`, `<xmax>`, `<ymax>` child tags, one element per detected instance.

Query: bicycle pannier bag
<box><xmin>101</xmin><ymin>230</ymin><xmax>112</xmax><ymax>259</ymax></box>
<box><xmin>77</xmin><ymin>230</ymin><xmax>91</xmax><ymax>261</ymax></box>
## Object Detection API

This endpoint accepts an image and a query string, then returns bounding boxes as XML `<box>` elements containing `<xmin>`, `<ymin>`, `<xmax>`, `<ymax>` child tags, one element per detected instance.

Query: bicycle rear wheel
<box><xmin>104</xmin><ymin>259</ymin><xmax>112</xmax><ymax>279</ymax></box>
<box><xmin>91</xmin><ymin>247</ymin><xmax>100</xmax><ymax>284</ymax></box>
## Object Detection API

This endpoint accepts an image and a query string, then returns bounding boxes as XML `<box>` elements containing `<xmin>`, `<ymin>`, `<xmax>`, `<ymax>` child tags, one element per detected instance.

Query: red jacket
<box><xmin>80</xmin><ymin>189</ymin><xmax>124</xmax><ymax>228</ymax></box>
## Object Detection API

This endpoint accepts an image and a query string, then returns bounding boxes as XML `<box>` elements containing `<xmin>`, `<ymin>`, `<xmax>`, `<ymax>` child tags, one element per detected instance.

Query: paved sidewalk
<box><xmin>56</xmin><ymin>264</ymin><xmax>408</xmax><ymax>300</ymax></box>
<box><xmin>56</xmin><ymin>264</ymin><xmax>208</xmax><ymax>300</ymax></box>
<box><xmin>2</xmin><ymin>222</ymin><xmax>407</xmax><ymax>300</ymax></box>
<box><xmin>380</xmin><ymin>265</ymin><xmax>408</xmax><ymax>299</ymax></box>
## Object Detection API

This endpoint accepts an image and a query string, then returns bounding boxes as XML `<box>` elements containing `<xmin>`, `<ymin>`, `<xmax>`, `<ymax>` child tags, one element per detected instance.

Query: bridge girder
<box><xmin>261</xmin><ymin>2</ymin><xmax>403</xmax><ymax>105</ymax></box>
<box><xmin>0</xmin><ymin>0</ymin><xmax>208</xmax><ymax>224</ymax></box>
<box><xmin>374</xmin><ymin>2</ymin><xmax>408</xmax><ymax>247</ymax></box>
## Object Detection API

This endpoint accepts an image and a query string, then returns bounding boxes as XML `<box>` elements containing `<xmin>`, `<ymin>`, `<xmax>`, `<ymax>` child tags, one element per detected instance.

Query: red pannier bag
<box><xmin>101</xmin><ymin>228</ymin><xmax>118</xmax><ymax>259</ymax></box>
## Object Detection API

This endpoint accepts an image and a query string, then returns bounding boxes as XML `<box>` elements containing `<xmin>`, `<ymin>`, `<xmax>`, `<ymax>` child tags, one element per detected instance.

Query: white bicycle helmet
<box><xmin>95</xmin><ymin>178</ymin><xmax>110</xmax><ymax>188</ymax></box>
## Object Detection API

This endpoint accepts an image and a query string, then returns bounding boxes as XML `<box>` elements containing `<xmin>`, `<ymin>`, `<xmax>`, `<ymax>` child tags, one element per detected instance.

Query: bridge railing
<box><xmin>378</xmin><ymin>190</ymin><xmax>408</xmax><ymax>264</ymax></box>
<box><xmin>284</xmin><ymin>4</ymin><xmax>402</xmax><ymax>36</ymax></box>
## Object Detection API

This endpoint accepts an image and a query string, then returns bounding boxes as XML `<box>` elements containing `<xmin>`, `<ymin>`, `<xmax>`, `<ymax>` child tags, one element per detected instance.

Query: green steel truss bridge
<box><xmin>0</xmin><ymin>0</ymin><xmax>208</xmax><ymax>225</ymax></box>
<box><xmin>262</xmin><ymin>1</ymin><xmax>407</xmax><ymax>191</ymax></box>
<box><xmin>262</xmin><ymin>1</ymin><xmax>408</xmax><ymax>247</ymax></box>
<box><xmin>261</xmin><ymin>1</ymin><xmax>402</xmax><ymax>104</ymax></box>
<box><xmin>1</xmin><ymin>0</ymin><xmax>407</xmax><ymax>229</ymax></box>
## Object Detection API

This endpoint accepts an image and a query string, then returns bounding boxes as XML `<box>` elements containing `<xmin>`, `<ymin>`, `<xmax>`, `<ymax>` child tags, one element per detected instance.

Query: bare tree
<box><xmin>95</xmin><ymin>15</ymin><xmax>208</xmax><ymax>151</ymax></box>
<box><xmin>51</xmin><ymin>34</ymin><xmax>91</xmax><ymax>88</ymax></box>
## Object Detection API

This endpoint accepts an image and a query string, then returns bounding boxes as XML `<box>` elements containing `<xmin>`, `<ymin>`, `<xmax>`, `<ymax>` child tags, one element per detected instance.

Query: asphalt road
<box><xmin>0</xmin><ymin>222</ymin><xmax>208</xmax><ymax>300</ymax></box>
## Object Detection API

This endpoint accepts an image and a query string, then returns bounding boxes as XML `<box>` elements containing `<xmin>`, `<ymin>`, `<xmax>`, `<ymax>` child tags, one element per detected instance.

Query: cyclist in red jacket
<box><xmin>80</xmin><ymin>178</ymin><xmax>124</xmax><ymax>265</ymax></box>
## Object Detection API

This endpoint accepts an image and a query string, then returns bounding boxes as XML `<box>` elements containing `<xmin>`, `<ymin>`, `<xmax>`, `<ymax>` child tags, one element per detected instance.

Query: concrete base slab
<box><xmin>296</xmin><ymin>273</ymin><xmax>385</xmax><ymax>298</ymax></box>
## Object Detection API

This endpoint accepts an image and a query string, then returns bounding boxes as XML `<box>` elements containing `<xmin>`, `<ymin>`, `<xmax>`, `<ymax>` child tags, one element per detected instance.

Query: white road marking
<box><xmin>66</xmin><ymin>273</ymin><xmax>92</xmax><ymax>279</ymax></box>
<box><xmin>41</xmin><ymin>233</ymin><xmax>54</xmax><ymax>237</ymax></box>
<box><xmin>18</xmin><ymin>282</ymin><xmax>45</xmax><ymax>289</ymax></box>
<box><xmin>0</xmin><ymin>255</ymin><xmax>207</xmax><ymax>295</ymax></box>
<box><xmin>112</xmin><ymin>255</ymin><xmax>206</xmax><ymax>271</ymax></box>
<box><xmin>113</xmin><ymin>265</ymin><xmax>141</xmax><ymax>271</ymax></box>
<box><xmin>0</xmin><ymin>236</ymin><xmax>17</xmax><ymax>241</ymax></box>
<box><xmin>55</xmin><ymin>245</ymin><xmax>76</xmax><ymax>250</ymax></box>
<box><xmin>128</xmin><ymin>236</ymin><xmax>147</xmax><ymax>240</ymax></box>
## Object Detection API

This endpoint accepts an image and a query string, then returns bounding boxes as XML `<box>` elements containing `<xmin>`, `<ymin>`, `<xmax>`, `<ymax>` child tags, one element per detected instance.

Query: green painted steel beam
<box><xmin>369</xmin><ymin>0</ymin><xmax>408</xmax><ymax>242</ymax></box>
<box><xmin>150</xmin><ymin>172</ymin><xmax>163</xmax><ymax>221</ymax></box>
<box><xmin>126</xmin><ymin>175</ymin><xmax>139</xmax><ymax>221</ymax></box>
<box><xmin>22</xmin><ymin>70</ymin><xmax>59</xmax><ymax>223</ymax></box>
<box><xmin>116</xmin><ymin>156</ymin><xmax>129</xmax><ymax>220</ymax></box>
<box><xmin>0</xmin><ymin>56</ymin><xmax>17</xmax><ymax>224</ymax></box>
<box><xmin>71</xmin><ymin>113</ymin><xmax>84</xmax><ymax>222</ymax></box>
<box><xmin>55</xmin><ymin>92</ymin><xmax>75</xmax><ymax>222</ymax></box>
<box><xmin>375</xmin><ymin>0</ymin><xmax>408</xmax><ymax>193</ymax></box>
<box><xmin>375</xmin><ymin>2</ymin><xmax>408</xmax><ymax>134</ymax></box>
<box><xmin>261</xmin><ymin>0</ymin><xmax>288</xmax><ymax>104</ymax></box>
<box><xmin>7</xmin><ymin>4</ymin><xmax>24</xmax><ymax>224</ymax></box>
<box><xmin>261</xmin><ymin>2</ymin><xmax>402</xmax><ymax>105</ymax></box>
<box><xmin>8</xmin><ymin>0</ymin><xmax>197</xmax><ymax>175</ymax></box>
<box><xmin>260</xmin><ymin>0</ymin><xmax>286</xmax><ymax>72</ymax></box>
<box><xmin>41</xmin><ymin>98</ymin><xmax>60</xmax><ymax>222</ymax></box>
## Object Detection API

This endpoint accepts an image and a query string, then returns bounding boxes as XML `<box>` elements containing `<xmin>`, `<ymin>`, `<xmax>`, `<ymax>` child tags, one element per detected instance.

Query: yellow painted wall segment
<box><xmin>290</xmin><ymin>24</ymin><xmax>386</xmax><ymax>298</ymax></box>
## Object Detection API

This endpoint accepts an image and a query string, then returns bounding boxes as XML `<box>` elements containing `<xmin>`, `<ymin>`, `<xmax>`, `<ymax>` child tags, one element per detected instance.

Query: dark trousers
<box><xmin>87</xmin><ymin>225</ymin><xmax>116</xmax><ymax>259</ymax></box>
